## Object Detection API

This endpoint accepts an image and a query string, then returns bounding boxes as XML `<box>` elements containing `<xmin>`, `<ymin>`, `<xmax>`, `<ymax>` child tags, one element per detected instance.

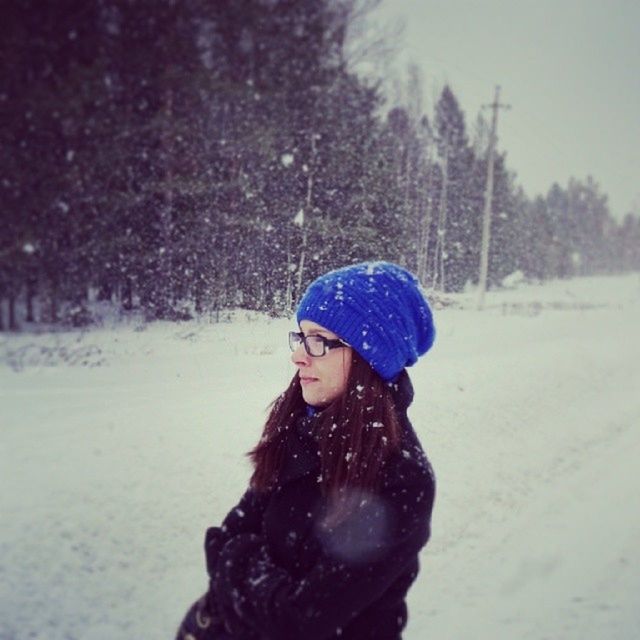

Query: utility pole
<box><xmin>477</xmin><ymin>86</ymin><xmax>510</xmax><ymax>310</ymax></box>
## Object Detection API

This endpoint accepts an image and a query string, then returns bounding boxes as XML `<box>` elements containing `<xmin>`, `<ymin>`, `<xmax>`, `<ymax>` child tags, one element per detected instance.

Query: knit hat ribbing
<box><xmin>296</xmin><ymin>262</ymin><xmax>435</xmax><ymax>381</ymax></box>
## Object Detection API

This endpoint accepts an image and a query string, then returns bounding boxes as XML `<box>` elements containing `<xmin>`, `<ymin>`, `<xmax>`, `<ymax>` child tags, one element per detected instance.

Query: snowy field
<box><xmin>1</xmin><ymin>273</ymin><xmax>640</xmax><ymax>640</ymax></box>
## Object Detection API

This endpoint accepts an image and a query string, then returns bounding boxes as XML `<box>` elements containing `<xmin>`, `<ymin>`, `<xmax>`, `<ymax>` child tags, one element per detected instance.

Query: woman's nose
<box><xmin>291</xmin><ymin>342</ymin><xmax>310</xmax><ymax>366</ymax></box>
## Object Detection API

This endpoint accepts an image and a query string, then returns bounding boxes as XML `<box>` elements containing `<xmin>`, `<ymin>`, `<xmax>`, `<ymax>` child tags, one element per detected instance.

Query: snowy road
<box><xmin>1</xmin><ymin>274</ymin><xmax>639</xmax><ymax>639</ymax></box>
<box><xmin>412</xmin><ymin>363</ymin><xmax>640</xmax><ymax>639</ymax></box>
<box><xmin>407</xmin><ymin>280</ymin><xmax>640</xmax><ymax>639</ymax></box>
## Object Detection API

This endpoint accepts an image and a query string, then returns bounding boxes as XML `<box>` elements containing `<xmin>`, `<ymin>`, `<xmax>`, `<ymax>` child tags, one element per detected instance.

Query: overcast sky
<box><xmin>370</xmin><ymin>0</ymin><xmax>639</xmax><ymax>220</ymax></box>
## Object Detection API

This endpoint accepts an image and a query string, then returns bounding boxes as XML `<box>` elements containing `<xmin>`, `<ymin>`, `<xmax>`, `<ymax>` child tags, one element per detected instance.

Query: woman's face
<box><xmin>291</xmin><ymin>320</ymin><xmax>352</xmax><ymax>408</ymax></box>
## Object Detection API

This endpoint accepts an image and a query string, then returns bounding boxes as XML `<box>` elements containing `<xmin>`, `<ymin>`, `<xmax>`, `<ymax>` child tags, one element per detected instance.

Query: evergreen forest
<box><xmin>2</xmin><ymin>0</ymin><xmax>639</xmax><ymax>330</ymax></box>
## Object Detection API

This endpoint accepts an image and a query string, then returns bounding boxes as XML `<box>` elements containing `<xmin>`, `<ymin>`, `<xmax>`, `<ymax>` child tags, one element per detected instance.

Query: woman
<box><xmin>176</xmin><ymin>262</ymin><xmax>436</xmax><ymax>640</ymax></box>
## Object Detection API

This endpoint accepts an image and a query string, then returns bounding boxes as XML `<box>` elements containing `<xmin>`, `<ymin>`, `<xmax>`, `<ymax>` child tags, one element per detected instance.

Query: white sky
<box><xmin>370</xmin><ymin>0</ymin><xmax>640</xmax><ymax>220</ymax></box>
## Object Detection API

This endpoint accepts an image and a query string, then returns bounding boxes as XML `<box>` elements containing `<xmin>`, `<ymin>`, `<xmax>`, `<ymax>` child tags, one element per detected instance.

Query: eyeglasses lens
<box><xmin>307</xmin><ymin>336</ymin><xmax>325</xmax><ymax>356</ymax></box>
<box><xmin>289</xmin><ymin>332</ymin><xmax>301</xmax><ymax>352</ymax></box>
<box><xmin>289</xmin><ymin>332</ymin><xmax>326</xmax><ymax>357</ymax></box>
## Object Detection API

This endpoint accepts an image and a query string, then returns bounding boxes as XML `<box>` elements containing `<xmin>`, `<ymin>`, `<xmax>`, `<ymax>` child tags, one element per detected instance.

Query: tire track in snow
<box><xmin>410</xmin><ymin>360</ymin><xmax>640</xmax><ymax>639</ymax></box>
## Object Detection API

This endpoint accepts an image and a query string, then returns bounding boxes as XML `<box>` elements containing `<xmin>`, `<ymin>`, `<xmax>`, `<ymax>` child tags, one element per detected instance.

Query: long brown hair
<box><xmin>248</xmin><ymin>351</ymin><xmax>402</xmax><ymax>499</ymax></box>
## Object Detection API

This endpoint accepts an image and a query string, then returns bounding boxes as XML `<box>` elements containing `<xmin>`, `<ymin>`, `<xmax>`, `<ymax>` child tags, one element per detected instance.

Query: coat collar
<box><xmin>386</xmin><ymin>369</ymin><xmax>414</xmax><ymax>414</ymax></box>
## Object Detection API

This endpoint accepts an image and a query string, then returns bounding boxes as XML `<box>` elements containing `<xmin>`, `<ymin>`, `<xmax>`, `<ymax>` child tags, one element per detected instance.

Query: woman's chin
<box><xmin>303</xmin><ymin>389</ymin><xmax>338</xmax><ymax>409</ymax></box>
<box><xmin>302</xmin><ymin>391</ymin><xmax>320</xmax><ymax>406</ymax></box>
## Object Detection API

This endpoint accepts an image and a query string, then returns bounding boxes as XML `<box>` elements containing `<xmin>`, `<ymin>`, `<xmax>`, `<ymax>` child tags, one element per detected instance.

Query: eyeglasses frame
<box><xmin>288</xmin><ymin>331</ymin><xmax>350</xmax><ymax>357</ymax></box>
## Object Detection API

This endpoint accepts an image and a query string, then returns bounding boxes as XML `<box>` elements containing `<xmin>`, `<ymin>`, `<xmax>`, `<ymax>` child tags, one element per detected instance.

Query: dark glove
<box><xmin>175</xmin><ymin>591</ymin><xmax>224</xmax><ymax>640</ymax></box>
<box><xmin>210</xmin><ymin>534</ymin><xmax>279</xmax><ymax>639</ymax></box>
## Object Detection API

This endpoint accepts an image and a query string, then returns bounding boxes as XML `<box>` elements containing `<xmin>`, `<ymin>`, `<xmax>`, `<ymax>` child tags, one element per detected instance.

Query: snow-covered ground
<box><xmin>1</xmin><ymin>273</ymin><xmax>639</xmax><ymax>640</ymax></box>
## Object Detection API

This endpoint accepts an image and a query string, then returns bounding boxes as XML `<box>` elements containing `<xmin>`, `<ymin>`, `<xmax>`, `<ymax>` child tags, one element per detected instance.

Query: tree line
<box><xmin>1</xmin><ymin>0</ymin><xmax>638</xmax><ymax>330</ymax></box>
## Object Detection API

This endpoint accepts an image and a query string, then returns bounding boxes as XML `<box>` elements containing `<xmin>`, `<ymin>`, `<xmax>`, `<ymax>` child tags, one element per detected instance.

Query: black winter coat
<box><xmin>204</xmin><ymin>370</ymin><xmax>436</xmax><ymax>640</ymax></box>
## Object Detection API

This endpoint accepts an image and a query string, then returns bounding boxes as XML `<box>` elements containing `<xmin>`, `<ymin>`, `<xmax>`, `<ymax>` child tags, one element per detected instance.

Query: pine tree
<box><xmin>432</xmin><ymin>86</ymin><xmax>476</xmax><ymax>292</ymax></box>
<box><xmin>545</xmin><ymin>183</ymin><xmax>573</xmax><ymax>278</ymax></box>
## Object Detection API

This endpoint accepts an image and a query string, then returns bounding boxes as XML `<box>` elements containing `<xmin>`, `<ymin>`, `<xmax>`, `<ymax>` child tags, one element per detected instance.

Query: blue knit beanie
<box><xmin>296</xmin><ymin>262</ymin><xmax>435</xmax><ymax>381</ymax></box>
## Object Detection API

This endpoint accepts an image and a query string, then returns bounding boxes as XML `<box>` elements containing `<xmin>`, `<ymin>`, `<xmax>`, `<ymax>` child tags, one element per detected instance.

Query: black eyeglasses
<box><xmin>288</xmin><ymin>331</ymin><xmax>350</xmax><ymax>357</ymax></box>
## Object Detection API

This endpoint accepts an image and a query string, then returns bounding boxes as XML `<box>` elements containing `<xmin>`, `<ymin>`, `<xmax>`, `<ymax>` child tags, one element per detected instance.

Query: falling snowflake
<box><xmin>280</xmin><ymin>153</ymin><xmax>294</xmax><ymax>168</ymax></box>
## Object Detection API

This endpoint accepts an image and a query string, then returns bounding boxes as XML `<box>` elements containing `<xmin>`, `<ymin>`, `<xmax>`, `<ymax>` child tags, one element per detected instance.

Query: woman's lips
<box><xmin>300</xmin><ymin>377</ymin><xmax>318</xmax><ymax>386</ymax></box>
